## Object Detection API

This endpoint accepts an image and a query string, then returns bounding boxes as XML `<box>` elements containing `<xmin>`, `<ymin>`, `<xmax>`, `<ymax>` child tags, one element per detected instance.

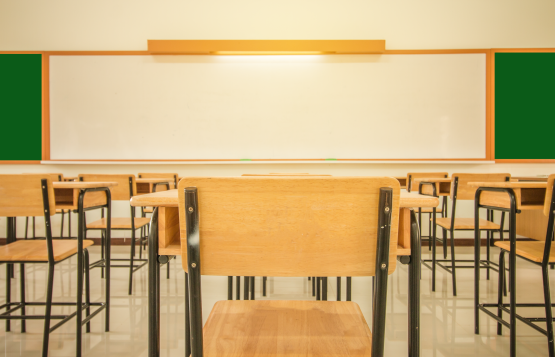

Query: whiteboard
<box><xmin>50</xmin><ymin>54</ymin><xmax>486</xmax><ymax>160</ymax></box>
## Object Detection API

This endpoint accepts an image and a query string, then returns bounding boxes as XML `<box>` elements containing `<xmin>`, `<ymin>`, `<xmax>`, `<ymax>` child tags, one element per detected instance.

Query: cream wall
<box><xmin>1</xmin><ymin>0</ymin><xmax>554</xmax><ymax>237</ymax></box>
<box><xmin>1</xmin><ymin>0</ymin><xmax>555</xmax><ymax>50</ymax></box>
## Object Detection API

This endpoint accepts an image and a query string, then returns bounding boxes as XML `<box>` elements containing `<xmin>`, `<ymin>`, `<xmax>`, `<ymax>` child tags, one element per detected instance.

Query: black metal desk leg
<box><xmin>408</xmin><ymin>209</ymin><xmax>421</xmax><ymax>357</ymax></box>
<box><xmin>148</xmin><ymin>208</ymin><xmax>161</xmax><ymax>357</ymax></box>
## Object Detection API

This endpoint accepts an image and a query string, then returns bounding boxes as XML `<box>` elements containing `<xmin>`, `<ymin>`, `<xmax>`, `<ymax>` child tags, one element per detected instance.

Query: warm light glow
<box><xmin>211</xmin><ymin>51</ymin><xmax>332</xmax><ymax>55</ymax></box>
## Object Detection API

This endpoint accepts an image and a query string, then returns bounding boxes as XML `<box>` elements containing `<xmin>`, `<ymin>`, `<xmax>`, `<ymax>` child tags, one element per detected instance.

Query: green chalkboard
<box><xmin>0</xmin><ymin>54</ymin><xmax>42</xmax><ymax>161</ymax></box>
<box><xmin>495</xmin><ymin>52</ymin><xmax>555</xmax><ymax>159</ymax></box>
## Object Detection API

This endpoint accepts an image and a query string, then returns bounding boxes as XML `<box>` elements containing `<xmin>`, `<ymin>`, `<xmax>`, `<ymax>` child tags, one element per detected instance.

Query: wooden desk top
<box><xmin>400</xmin><ymin>191</ymin><xmax>439</xmax><ymax>208</ymax></box>
<box><xmin>413</xmin><ymin>177</ymin><xmax>451</xmax><ymax>183</ymax></box>
<box><xmin>511</xmin><ymin>176</ymin><xmax>549</xmax><ymax>182</ymax></box>
<box><xmin>53</xmin><ymin>181</ymin><xmax>118</xmax><ymax>189</ymax></box>
<box><xmin>136</xmin><ymin>178</ymin><xmax>172</xmax><ymax>184</ymax></box>
<box><xmin>468</xmin><ymin>182</ymin><xmax>547</xmax><ymax>189</ymax></box>
<box><xmin>130</xmin><ymin>189</ymin><xmax>439</xmax><ymax>209</ymax></box>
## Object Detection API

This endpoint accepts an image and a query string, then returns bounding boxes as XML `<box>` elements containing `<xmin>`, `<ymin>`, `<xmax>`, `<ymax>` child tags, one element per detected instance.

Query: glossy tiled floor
<box><xmin>0</xmin><ymin>246</ymin><xmax>553</xmax><ymax>356</ymax></box>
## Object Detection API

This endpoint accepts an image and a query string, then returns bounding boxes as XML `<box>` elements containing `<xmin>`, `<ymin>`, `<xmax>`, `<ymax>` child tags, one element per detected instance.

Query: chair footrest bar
<box><xmin>478</xmin><ymin>304</ymin><xmax>550</xmax><ymax>336</ymax></box>
<box><xmin>477</xmin><ymin>305</ymin><xmax>511</xmax><ymax>329</ymax></box>
<box><xmin>81</xmin><ymin>304</ymin><xmax>106</xmax><ymax>326</ymax></box>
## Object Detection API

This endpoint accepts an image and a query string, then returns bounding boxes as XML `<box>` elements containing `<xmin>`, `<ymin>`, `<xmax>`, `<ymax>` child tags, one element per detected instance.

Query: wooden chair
<box><xmin>0</xmin><ymin>175</ymin><xmax>97</xmax><ymax>357</ymax></box>
<box><xmin>178</xmin><ymin>176</ymin><xmax>400</xmax><ymax>357</ymax></box>
<box><xmin>421</xmin><ymin>173</ymin><xmax>510</xmax><ymax>296</ymax></box>
<box><xmin>406</xmin><ymin>172</ymin><xmax>449</xmax><ymax>250</ymax></box>
<box><xmin>475</xmin><ymin>174</ymin><xmax>555</xmax><ymax>357</ymax></box>
<box><xmin>79</xmin><ymin>174</ymin><xmax>150</xmax><ymax>295</ymax></box>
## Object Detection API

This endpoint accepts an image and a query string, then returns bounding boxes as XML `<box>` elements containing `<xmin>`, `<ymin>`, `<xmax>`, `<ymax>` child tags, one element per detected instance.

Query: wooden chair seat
<box><xmin>435</xmin><ymin>217</ymin><xmax>501</xmax><ymax>230</ymax></box>
<box><xmin>495</xmin><ymin>241</ymin><xmax>555</xmax><ymax>263</ymax></box>
<box><xmin>0</xmin><ymin>240</ymin><xmax>94</xmax><ymax>262</ymax></box>
<box><xmin>203</xmin><ymin>300</ymin><xmax>372</xmax><ymax>357</ymax></box>
<box><xmin>86</xmin><ymin>217</ymin><xmax>150</xmax><ymax>230</ymax></box>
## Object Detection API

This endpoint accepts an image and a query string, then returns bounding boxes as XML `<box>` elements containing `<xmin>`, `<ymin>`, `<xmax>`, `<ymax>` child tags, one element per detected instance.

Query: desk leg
<box><xmin>408</xmin><ymin>209</ymin><xmax>421</xmax><ymax>357</ymax></box>
<box><xmin>148</xmin><ymin>208</ymin><xmax>161</xmax><ymax>357</ymax></box>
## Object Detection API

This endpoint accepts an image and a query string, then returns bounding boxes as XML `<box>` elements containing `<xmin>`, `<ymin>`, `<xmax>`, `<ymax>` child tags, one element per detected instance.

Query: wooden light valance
<box><xmin>147</xmin><ymin>40</ymin><xmax>385</xmax><ymax>55</ymax></box>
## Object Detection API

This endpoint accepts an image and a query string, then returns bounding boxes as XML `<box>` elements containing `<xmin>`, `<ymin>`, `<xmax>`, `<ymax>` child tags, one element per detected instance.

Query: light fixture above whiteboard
<box><xmin>147</xmin><ymin>40</ymin><xmax>386</xmax><ymax>55</ymax></box>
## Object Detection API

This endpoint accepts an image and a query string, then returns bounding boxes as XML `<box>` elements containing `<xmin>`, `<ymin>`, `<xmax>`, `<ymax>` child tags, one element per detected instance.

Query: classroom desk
<box><xmin>131</xmin><ymin>189</ymin><xmax>439</xmax><ymax>357</ymax></box>
<box><xmin>395</xmin><ymin>176</ymin><xmax>407</xmax><ymax>189</ymax></box>
<box><xmin>51</xmin><ymin>181</ymin><xmax>117</xmax><ymax>351</ymax></box>
<box><xmin>468</xmin><ymin>181</ymin><xmax>548</xmax><ymax>354</ymax></box>
<box><xmin>135</xmin><ymin>178</ymin><xmax>172</xmax><ymax>195</ymax></box>
<box><xmin>468</xmin><ymin>181</ymin><xmax>548</xmax><ymax>241</ymax></box>
<box><xmin>511</xmin><ymin>176</ymin><xmax>549</xmax><ymax>182</ymax></box>
<box><xmin>413</xmin><ymin>177</ymin><xmax>452</xmax><ymax>196</ymax></box>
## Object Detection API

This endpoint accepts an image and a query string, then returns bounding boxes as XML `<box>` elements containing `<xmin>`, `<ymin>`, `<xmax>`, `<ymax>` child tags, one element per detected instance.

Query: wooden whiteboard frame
<box><xmin>2</xmin><ymin>49</ymin><xmax>493</xmax><ymax>163</ymax></box>
<box><xmin>492</xmin><ymin>48</ymin><xmax>555</xmax><ymax>163</ymax></box>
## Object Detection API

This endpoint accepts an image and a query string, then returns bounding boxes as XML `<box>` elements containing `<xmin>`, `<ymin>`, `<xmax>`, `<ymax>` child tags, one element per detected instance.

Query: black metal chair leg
<box><xmin>322</xmin><ymin>277</ymin><xmax>328</xmax><ymax>301</ymax></box>
<box><xmin>542</xmin><ymin>262</ymin><xmax>555</xmax><ymax>357</ymax></box>
<box><xmin>41</xmin><ymin>263</ymin><xmax>55</xmax><ymax>357</ymax></box>
<box><xmin>428</xmin><ymin>212</ymin><xmax>432</xmax><ymax>250</ymax></box>
<box><xmin>101</xmin><ymin>230</ymin><xmax>105</xmax><ymax>278</ymax></box>
<box><xmin>227</xmin><ymin>276</ymin><xmax>233</xmax><ymax>300</ymax></box>
<box><xmin>128</xmin><ymin>230</ymin><xmax>136</xmax><ymax>295</ymax></box>
<box><xmin>167</xmin><ymin>259</ymin><xmax>170</xmax><ymax>279</ymax></box>
<box><xmin>236</xmin><ymin>276</ymin><xmax>241</xmax><ymax>300</ymax></box>
<box><xmin>84</xmin><ymin>249</ymin><xmax>91</xmax><ymax>333</ymax></box>
<box><xmin>250</xmin><ymin>277</ymin><xmax>255</xmax><ymax>300</ymax></box>
<box><xmin>442</xmin><ymin>228</ymin><xmax>447</xmax><ymax>259</ymax></box>
<box><xmin>312</xmin><ymin>277</ymin><xmax>315</xmax><ymax>296</ymax></box>
<box><xmin>25</xmin><ymin>217</ymin><xmax>29</xmax><ymax>239</ymax></box>
<box><xmin>33</xmin><ymin>217</ymin><xmax>36</xmax><ymax>238</ymax></box>
<box><xmin>316</xmin><ymin>277</ymin><xmax>321</xmax><ymax>300</ymax></box>
<box><xmin>497</xmin><ymin>250</ymin><xmax>505</xmax><ymax>335</ymax></box>
<box><xmin>20</xmin><ymin>263</ymin><xmax>26</xmax><ymax>333</ymax></box>
<box><xmin>185</xmin><ymin>272</ymin><xmax>191</xmax><ymax>357</ymax></box>
<box><xmin>337</xmin><ymin>277</ymin><xmax>341</xmax><ymax>301</ymax></box>
<box><xmin>486</xmin><ymin>231</ymin><xmax>491</xmax><ymax>281</ymax></box>
<box><xmin>60</xmin><ymin>210</ymin><xmax>65</xmax><ymax>238</ymax></box>
<box><xmin>6</xmin><ymin>263</ymin><xmax>10</xmax><ymax>331</ymax></box>
<box><xmin>244</xmin><ymin>276</ymin><xmax>249</xmax><ymax>300</ymax></box>
<box><xmin>263</xmin><ymin>277</ymin><xmax>267</xmax><ymax>297</ymax></box>
<box><xmin>450</xmin><ymin>229</ymin><xmax>457</xmax><ymax>296</ymax></box>
<box><xmin>346</xmin><ymin>277</ymin><xmax>352</xmax><ymax>301</ymax></box>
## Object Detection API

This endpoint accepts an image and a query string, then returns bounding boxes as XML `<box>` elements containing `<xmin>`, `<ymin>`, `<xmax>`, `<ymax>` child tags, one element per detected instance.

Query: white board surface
<box><xmin>50</xmin><ymin>54</ymin><xmax>486</xmax><ymax>160</ymax></box>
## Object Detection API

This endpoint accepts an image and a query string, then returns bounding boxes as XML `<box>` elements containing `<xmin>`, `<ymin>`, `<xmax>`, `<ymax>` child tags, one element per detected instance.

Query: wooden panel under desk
<box><xmin>54</xmin><ymin>188</ymin><xmax>108</xmax><ymax>210</ymax></box>
<box><xmin>159</xmin><ymin>207</ymin><xmax>181</xmax><ymax>255</ymax></box>
<box><xmin>517</xmin><ymin>209</ymin><xmax>550</xmax><ymax>241</ymax></box>
<box><xmin>419</xmin><ymin>182</ymin><xmax>450</xmax><ymax>196</ymax></box>
<box><xmin>479</xmin><ymin>188</ymin><xmax>546</xmax><ymax>210</ymax></box>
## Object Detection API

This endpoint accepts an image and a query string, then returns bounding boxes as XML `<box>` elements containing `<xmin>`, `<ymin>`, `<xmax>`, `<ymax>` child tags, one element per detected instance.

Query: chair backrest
<box><xmin>79</xmin><ymin>174</ymin><xmax>135</xmax><ymax>201</ymax></box>
<box><xmin>29</xmin><ymin>173</ymin><xmax>63</xmax><ymax>182</ymax></box>
<box><xmin>138</xmin><ymin>172</ymin><xmax>179</xmax><ymax>188</ymax></box>
<box><xmin>178</xmin><ymin>176</ymin><xmax>400</xmax><ymax>277</ymax></box>
<box><xmin>0</xmin><ymin>175</ymin><xmax>56</xmax><ymax>217</ymax></box>
<box><xmin>451</xmin><ymin>173</ymin><xmax>511</xmax><ymax>200</ymax></box>
<box><xmin>544</xmin><ymin>174</ymin><xmax>555</xmax><ymax>217</ymax></box>
<box><xmin>406</xmin><ymin>172</ymin><xmax>448</xmax><ymax>192</ymax></box>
